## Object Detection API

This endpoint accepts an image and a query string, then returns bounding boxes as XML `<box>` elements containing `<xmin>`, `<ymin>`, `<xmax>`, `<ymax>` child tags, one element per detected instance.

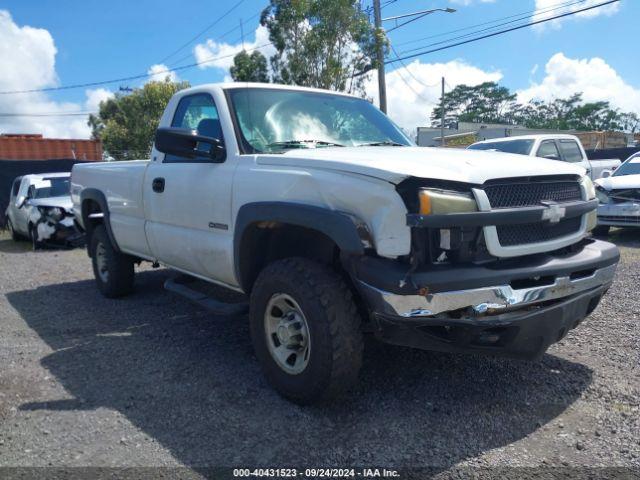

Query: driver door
<box><xmin>143</xmin><ymin>92</ymin><xmax>237</xmax><ymax>286</ymax></box>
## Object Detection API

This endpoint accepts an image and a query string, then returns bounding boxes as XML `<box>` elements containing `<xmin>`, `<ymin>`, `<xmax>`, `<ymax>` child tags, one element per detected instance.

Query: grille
<box><xmin>609</xmin><ymin>189</ymin><xmax>640</xmax><ymax>203</ymax></box>
<box><xmin>497</xmin><ymin>217</ymin><xmax>582</xmax><ymax>247</ymax></box>
<box><xmin>598</xmin><ymin>215</ymin><xmax>640</xmax><ymax>224</ymax></box>
<box><xmin>484</xmin><ymin>181</ymin><xmax>582</xmax><ymax>208</ymax></box>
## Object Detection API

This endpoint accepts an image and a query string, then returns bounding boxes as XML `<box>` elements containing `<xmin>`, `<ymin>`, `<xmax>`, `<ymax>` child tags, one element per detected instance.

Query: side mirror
<box><xmin>16</xmin><ymin>196</ymin><xmax>27</xmax><ymax>208</ymax></box>
<box><xmin>601</xmin><ymin>170</ymin><xmax>612</xmax><ymax>178</ymax></box>
<box><xmin>542</xmin><ymin>153</ymin><xmax>560</xmax><ymax>161</ymax></box>
<box><xmin>155</xmin><ymin>127</ymin><xmax>226</xmax><ymax>163</ymax></box>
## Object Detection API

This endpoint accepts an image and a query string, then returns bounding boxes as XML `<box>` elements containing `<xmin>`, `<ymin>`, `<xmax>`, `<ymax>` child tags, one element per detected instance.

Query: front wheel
<box><xmin>250</xmin><ymin>258</ymin><xmax>363</xmax><ymax>404</ymax></box>
<box><xmin>90</xmin><ymin>224</ymin><xmax>134</xmax><ymax>298</ymax></box>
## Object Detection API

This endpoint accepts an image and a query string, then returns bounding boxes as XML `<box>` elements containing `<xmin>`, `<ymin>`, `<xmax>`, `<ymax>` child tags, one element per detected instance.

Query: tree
<box><xmin>431</xmin><ymin>82</ymin><xmax>518</xmax><ymax>127</ymax></box>
<box><xmin>430</xmin><ymin>82</ymin><xmax>639</xmax><ymax>133</ymax></box>
<box><xmin>517</xmin><ymin>94</ymin><xmax>624</xmax><ymax>131</ymax></box>
<box><xmin>618</xmin><ymin>112</ymin><xmax>640</xmax><ymax>134</ymax></box>
<box><xmin>259</xmin><ymin>0</ymin><xmax>379</xmax><ymax>94</ymax></box>
<box><xmin>230</xmin><ymin>50</ymin><xmax>269</xmax><ymax>82</ymax></box>
<box><xmin>88</xmin><ymin>79</ymin><xmax>189</xmax><ymax>160</ymax></box>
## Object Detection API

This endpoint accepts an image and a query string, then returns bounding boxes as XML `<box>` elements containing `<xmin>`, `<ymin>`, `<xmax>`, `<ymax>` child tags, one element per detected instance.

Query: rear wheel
<box><xmin>249</xmin><ymin>258</ymin><xmax>363</xmax><ymax>404</ymax></box>
<box><xmin>90</xmin><ymin>224</ymin><xmax>134</xmax><ymax>298</ymax></box>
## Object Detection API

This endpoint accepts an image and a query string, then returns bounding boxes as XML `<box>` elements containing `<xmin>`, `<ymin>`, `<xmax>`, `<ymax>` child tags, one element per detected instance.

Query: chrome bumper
<box><xmin>359</xmin><ymin>263</ymin><xmax>617</xmax><ymax>318</ymax></box>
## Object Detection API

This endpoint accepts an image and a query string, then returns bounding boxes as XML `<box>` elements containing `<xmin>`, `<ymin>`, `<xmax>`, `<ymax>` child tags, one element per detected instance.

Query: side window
<box><xmin>536</xmin><ymin>140</ymin><xmax>561</xmax><ymax>160</ymax></box>
<box><xmin>164</xmin><ymin>93</ymin><xmax>223</xmax><ymax>163</ymax></box>
<box><xmin>558</xmin><ymin>140</ymin><xmax>583</xmax><ymax>163</ymax></box>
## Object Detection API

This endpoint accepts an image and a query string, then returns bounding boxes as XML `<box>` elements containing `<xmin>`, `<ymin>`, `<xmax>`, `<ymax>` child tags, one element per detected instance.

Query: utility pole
<box><xmin>440</xmin><ymin>76</ymin><xmax>445</xmax><ymax>147</ymax></box>
<box><xmin>373</xmin><ymin>0</ymin><xmax>387</xmax><ymax>113</ymax></box>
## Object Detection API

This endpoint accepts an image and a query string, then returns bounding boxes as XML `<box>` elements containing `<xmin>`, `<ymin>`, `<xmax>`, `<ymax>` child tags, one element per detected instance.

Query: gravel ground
<box><xmin>0</xmin><ymin>229</ymin><xmax>638</xmax><ymax>477</ymax></box>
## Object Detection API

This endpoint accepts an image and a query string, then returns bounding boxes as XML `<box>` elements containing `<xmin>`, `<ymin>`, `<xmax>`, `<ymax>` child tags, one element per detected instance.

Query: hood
<box><xmin>29</xmin><ymin>196</ymin><xmax>74</xmax><ymax>212</ymax></box>
<box><xmin>257</xmin><ymin>146</ymin><xmax>585</xmax><ymax>184</ymax></box>
<box><xmin>595</xmin><ymin>174</ymin><xmax>640</xmax><ymax>191</ymax></box>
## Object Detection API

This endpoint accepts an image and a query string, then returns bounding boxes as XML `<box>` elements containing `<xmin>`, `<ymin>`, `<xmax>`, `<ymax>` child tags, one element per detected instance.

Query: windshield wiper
<box><xmin>357</xmin><ymin>141</ymin><xmax>406</xmax><ymax>147</ymax></box>
<box><xmin>267</xmin><ymin>139</ymin><xmax>345</xmax><ymax>149</ymax></box>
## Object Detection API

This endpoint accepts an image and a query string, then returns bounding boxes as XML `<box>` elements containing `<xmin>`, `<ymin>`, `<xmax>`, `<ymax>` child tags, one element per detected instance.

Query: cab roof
<box><xmin>179</xmin><ymin>82</ymin><xmax>360</xmax><ymax>99</ymax></box>
<box><xmin>472</xmin><ymin>134</ymin><xmax>580</xmax><ymax>144</ymax></box>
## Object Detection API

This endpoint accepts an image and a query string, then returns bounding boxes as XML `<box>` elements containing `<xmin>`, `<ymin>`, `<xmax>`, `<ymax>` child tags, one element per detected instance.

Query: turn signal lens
<box><xmin>418</xmin><ymin>189</ymin><xmax>478</xmax><ymax>215</ymax></box>
<box><xmin>419</xmin><ymin>190</ymin><xmax>432</xmax><ymax>215</ymax></box>
<box><xmin>581</xmin><ymin>176</ymin><xmax>596</xmax><ymax>200</ymax></box>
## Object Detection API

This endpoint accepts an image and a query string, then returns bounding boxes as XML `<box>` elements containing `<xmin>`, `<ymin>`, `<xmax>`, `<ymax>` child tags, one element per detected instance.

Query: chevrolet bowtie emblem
<box><xmin>541</xmin><ymin>201</ymin><xmax>566</xmax><ymax>224</ymax></box>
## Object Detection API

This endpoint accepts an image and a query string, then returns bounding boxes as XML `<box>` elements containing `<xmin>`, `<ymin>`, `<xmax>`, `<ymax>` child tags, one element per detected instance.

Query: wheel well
<box><xmin>81</xmin><ymin>199</ymin><xmax>103</xmax><ymax>255</ymax></box>
<box><xmin>238</xmin><ymin>222</ymin><xmax>340</xmax><ymax>293</ymax></box>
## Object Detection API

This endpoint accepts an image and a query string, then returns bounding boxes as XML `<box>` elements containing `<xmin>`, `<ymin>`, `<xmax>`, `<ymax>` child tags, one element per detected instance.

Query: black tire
<box><xmin>90</xmin><ymin>224</ymin><xmax>134</xmax><ymax>298</ymax></box>
<box><xmin>592</xmin><ymin>225</ymin><xmax>610</xmax><ymax>237</ymax></box>
<box><xmin>249</xmin><ymin>257</ymin><xmax>363</xmax><ymax>405</ymax></box>
<box><xmin>7</xmin><ymin>218</ymin><xmax>22</xmax><ymax>242</ymax></box>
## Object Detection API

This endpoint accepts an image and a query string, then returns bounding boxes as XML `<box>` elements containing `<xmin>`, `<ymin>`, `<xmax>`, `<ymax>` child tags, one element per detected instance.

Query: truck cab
<box><xmin>468</xmin><ymin>134</ymin><xmax>621</xmax><ymax>179</ymax></box>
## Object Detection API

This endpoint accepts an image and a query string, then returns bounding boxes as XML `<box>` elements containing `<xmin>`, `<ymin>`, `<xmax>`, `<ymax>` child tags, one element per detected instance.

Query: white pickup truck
<box><xmin>468</xmin><ymin>134</ymin><xmax>621</xmax><ymax>180</ymax></box>
<box><xmin>72</xmin><ymin>83</ymin><xmax>619</xmax><ymax>404</ymax></box>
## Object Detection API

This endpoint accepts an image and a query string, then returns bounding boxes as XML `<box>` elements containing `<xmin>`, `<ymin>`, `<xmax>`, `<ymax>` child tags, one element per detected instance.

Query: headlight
<box><xmin>418</xmin><ymin>188</ymin><xmax>478</xmax><ymax>215</ymax></box>
<box><xmin>580</xmin><ymin>176</ymin><xmax>596</xmax><ymax>200</ymax></box>
<box><xmin>595</xmin><ymin>185</ymin><xmax>610</xmax><ymax>204</ymax></box>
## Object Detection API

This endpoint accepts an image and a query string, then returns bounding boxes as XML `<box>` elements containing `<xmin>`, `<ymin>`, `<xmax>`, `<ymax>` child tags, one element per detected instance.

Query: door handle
<box><xmin>152</xmin><ymin>177</ymin><xmax>165</xmax><ymax>193</ymax></box>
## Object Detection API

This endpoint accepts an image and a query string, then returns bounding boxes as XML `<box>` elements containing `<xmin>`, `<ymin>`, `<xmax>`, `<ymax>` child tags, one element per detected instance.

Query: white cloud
<box><xmin>147</xmin><ymin>63</ymin><xmax>180</xmax><ymax>83</ymax></box>
<box><xmin>518</xmin><ymin>53</ymin><xmax>640</xmax><ymax>113</ymax></box>
<box><xmin>85</xmin><ymin>88</ymin><xmax>114</xmax><ymax>111</ymax></box>
<box><xmin>194</xmin><ymin>25</ymin><xmax>275</xmax><ymax>71</ymax></box>
<box><xmin>534</xmin><ymin>0</ymin><xmax>620</xmax><ymax>30</ymax></box>
<box><xmin>364</xmin><ymin>59</ymin><xmax>502</xmax><ymax>133</ymax></box>
<box><xmin>0</xmin><ymin>10</ymin><xmax>114</xmax><ymax>139</ymax></box>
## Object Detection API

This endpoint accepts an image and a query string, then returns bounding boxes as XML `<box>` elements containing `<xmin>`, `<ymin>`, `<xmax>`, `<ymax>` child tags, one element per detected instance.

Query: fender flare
<box><xmin>234</xmin><ymin>202</ymin><xmax>368</xmax><ymax>289</ymax></box>
<box><xmin>79</xmin><ymin>188</ymin><xmax>120</xmax><ymax>253</ymax></box>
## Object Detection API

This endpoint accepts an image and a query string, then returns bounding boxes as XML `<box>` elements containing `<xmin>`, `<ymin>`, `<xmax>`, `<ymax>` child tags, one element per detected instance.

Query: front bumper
<box><xmin>597</xmin><ymin>202</ymin><xmax>640</xmax><ymax>227</ymax></box>
<box><xmin>35</xmin><ymin>216</ymin><xmax>85</xmax><ymax>247</ymax></box>
<box><xmin>354</xmin><ymin>238</ymin><xmax>619</xmax><ymax>359</ymax></box>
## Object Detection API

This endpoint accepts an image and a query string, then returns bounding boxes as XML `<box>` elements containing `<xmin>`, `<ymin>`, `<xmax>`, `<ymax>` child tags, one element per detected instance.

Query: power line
<box><xmin>389</xmin><ymin>44</ymin><xmax>440</xmax><ymax>91</ymax></box>
<box><xmin>157</xmin><ymin>0</ymin><xmax>247</xmax><ymax>65</ymax></box>
<box><xmin>394</xmin><ymin>0</ymin><xmax>588</xmax><ymax>47</ymax></box>
<box><xmin>363</xmin><ymin>0</ymin><xmax>398</xmax><ymax>15</ymax></box>
<box><xmin>396</xmin><ymin>0</ymin><xmax>592</xmax><ymax>56</ymax></box>
<box><xmin>0</xmin><ymin>43</ymin><xmax>273</xmax><ymax>95</ymax></box>
<box><xmin>167</xmin><ymin>10</ymin><xmax>263</xmax><ymax>68</ymax></box>
<box><xmin>0</xmin><ymin>111</ymin><xmax>97</xmax><ymax>117</ymax></box>
<box><xmin>386</xmin><ymin>0</ymin><xmax>619</xmax><ymax>66</ymax></box>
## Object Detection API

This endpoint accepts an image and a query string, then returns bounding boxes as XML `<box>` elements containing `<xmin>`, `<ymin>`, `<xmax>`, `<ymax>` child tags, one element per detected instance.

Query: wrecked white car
<box><xmin>594</xmin><ymin>153</ymin><xmax>640</xmax><ymax>235</ymax></box>
<box><xmin>5</xmin><ymin>172</ymin><xmax>83</xmax><ymax>249</ymax></box>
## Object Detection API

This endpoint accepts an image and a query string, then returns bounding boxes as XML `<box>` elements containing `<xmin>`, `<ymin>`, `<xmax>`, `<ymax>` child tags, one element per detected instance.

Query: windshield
<box><xmin>226</xmin><ymin>88</ymin><xmax>413</xmax><ymax>153</ymax></box>
<box><xmin>613</xmin><ymin>156</ymin><xmax>640</xmax><ymax>176</ymax></box>
<box><xmin>32</xmin><ymin>177</ymin><xmax>70</xmax><ymax>199</ymax></box>
<box><xmin>467</xmin><ymin>139</ymin><xmax>535</xmax><ymax>155</ymax></box>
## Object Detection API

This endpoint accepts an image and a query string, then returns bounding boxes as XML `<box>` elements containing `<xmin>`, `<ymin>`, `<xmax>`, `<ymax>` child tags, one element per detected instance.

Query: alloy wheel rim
<box><xmin>96</xmin><ymin>242</ymin><xmax>109</xmax><ymax>283</ymax></box>
<box><xmin>264</xmin><ymin>293</ymin><xmax>311</xmax><ymax>375</ymax></box>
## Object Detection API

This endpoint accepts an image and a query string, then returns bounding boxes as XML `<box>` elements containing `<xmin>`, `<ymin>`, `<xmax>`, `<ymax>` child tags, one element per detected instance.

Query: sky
<box><xmin>0</xmin><ymin>0</ymin><xmax>638</xmax><ymax>139</ymax></box>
